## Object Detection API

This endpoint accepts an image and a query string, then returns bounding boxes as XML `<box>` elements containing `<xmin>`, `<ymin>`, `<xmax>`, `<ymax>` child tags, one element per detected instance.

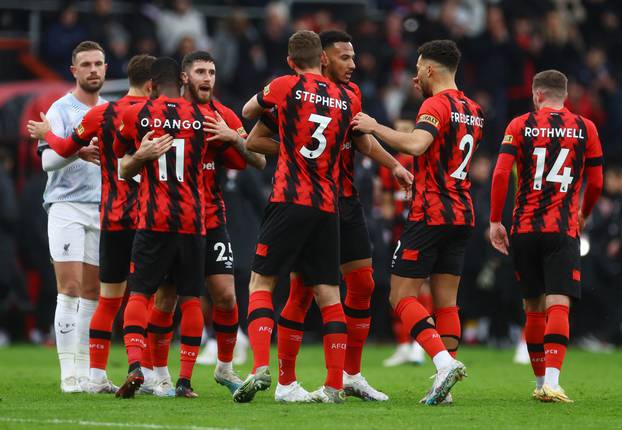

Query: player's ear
<box><xmin>320</xmin><ymin>51</ymin><xmax>329</xmax><ymax>67</ymax></box>
<box><xmin>70</xmin><ymin>65</ymin><xmax>77</xmax><ymax>79</ymax></box>
<box><xmin>181</xmin><ymin>71</ymin><xmax>189</xmax><ymax>84</ymax></box>
<box><xmin>286</xmin><ymin>56</ymin><xmax>296</xmax><ymax>72</ymax></box>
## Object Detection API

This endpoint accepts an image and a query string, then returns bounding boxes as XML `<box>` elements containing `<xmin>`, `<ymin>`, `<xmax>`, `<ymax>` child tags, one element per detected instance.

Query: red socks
<box><xmin>142</xmin><ymin>296</ymin><xmax>155</xmax><ymax>370</ymax></box>
<box><xmin>247</xmin><ymin>290</ymin><xmax>274</xmax><ymax>372</ymax></box>
<box><xmin>395</xmin><ymin>297</ymin><xmax>446</xmax><ymax>359</ymax></box>
<box><xmin>147</xmin><ymin>306</ymin><xmax>174</xmax><ymax>368</ymax></box>
<box><xmin>525</xmin><ymin>311</ymin><xmax>546</xmax><ymax>378</ymax></box>
<box><xmin>89</xmin><ymin>296</ymin><xmax>123</xmax><ymax>370</ymax></box>
<box><xmin>321</xmin><ymin>303</ymin><xmax>347</xmax><ymax>390</ymax></box>
<box><xmin>123</xmin><ymin>294</ymin><xmax>149</xmax><ymax>367</ymax></box>
<box><xmin>213</xmin><ymin>304</ymin><xmax>239</xmax><ymax>363</ymax></box>
<box><xmin>179</xmin><ymin>298</ymin><xmax>203</xmax><ymax>380</ymax></box>
<box><xmin>544</xmin><ymin>305</ymin><xmax>569</xmax><ymax>371</ymax></box>
<box><xmin>343</xmin><ymin>267</ymin><xmax>374</xmax><ymax>375</ymax></box>
<box><xmin>435</xmin><ymin>306</ymin><xmax>461</xmax><ymax>358</ymax></box>
<box><xmin>278</xmin><ymin>277</ymin><xmax>313</xmax><ymax>385</ymax></box>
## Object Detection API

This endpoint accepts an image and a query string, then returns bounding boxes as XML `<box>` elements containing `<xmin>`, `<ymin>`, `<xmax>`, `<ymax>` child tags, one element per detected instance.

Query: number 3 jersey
<box><xmin>499</xmin><ymin>107</ymin><xmax>603</xmax><ymax>237</ymax></box>
<box><xmin>410</xmin><ymin>89</ymin><xmax>484</xmax><ymax>226</ymax></box>
<box><xmin>115</xmin><ymin>95</ymin><xmax>211</xmax><ymax>235</ymax></box>
<box><xmin>256</xmin><ymin>73</ymin><xmax>362</xmax><ymax>213</ymax></box>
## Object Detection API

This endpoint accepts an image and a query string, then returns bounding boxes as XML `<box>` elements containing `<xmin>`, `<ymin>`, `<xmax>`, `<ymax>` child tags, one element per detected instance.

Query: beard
<box><xmin>187</xmin><ymin>82</ymin><xmax>211</xmax><ymax>104</ymax></box>
<box><xmin>78</xmin><ymin>77</ymin><xmax>103</xmax><ymax>94</ymax></box>
<box><xmin>420</xmin><ymin>80</ymin><xmax>432</xmax><ymax>98</ymax></box>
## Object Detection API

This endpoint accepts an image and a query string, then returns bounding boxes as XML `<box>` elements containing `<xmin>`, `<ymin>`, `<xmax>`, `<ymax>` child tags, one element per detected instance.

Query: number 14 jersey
<box><xmin>116</xmin><ymin>96</ymin><xmax>211</xmax><ymax>235</ymax></box>
<box><xmin>410</xmin><ymin>89</ymin><xmax>484</xmax><ymax>226</ymax></box>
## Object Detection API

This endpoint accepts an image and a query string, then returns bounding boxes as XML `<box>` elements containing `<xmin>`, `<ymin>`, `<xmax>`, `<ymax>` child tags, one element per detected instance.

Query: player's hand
<box><xmin>489</xmin><ymin>221</ymin><xmax>509</xmax><ymax>255</ymax></box>
<box><xmin>78</xmin><ymin>137</ymin><xmax>100</xmax><ymax>166</ymax></box>
<box><xmin>204</xmin><ymin>112</ymin><xmax>238</xmax><ymax>143</ymax></box>
<box><xmin>27</xmin><ymin>112</ymin><xmax>51</xmax><ymax>140</ymax></box>
<box><xmin>136</xmin><ymin>131</ymin><xmax>173</xmax><ymax>161</ymax></box>
<box><xmin>578</xmin><ymin>210</ymin><xmax>585</xmax><ymax>233</ymax></box>
<box><xmin>351</xmin><ymin>112</ymin><xmax>378</xmax><ymax>134</ymax></box>
<box><xmin>392</xmin><ymin>164</ymin><xmax>413</xmax><ymax>199</ymax></box>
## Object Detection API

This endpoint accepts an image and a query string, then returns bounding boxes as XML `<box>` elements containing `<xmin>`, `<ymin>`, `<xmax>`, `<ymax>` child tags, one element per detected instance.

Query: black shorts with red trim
<box><xmin>99</xmin><ymin>229</ymin><xmax>135</xmax><ymax>283</ymax></box>
<box><xmin>391</xmin><ymin>221</ymin><xmax>472</xmax><ymax>278</ymax></box>
<box><xmin>510</xmin><ymin>232</ymin><xmax>581</xmax><ymax>300</ymax></box>
<box><xmin>205</xmin><ymin>225</ymin><xmax>234</xmax><ymax>276</ymax></box>
<box><xmin>128</xmin><ymin>230</ymin><xmax>205</xmax><ymax>297</ymax></box>
<box><xmin>252</xmin><ymin>202</ymin><xmax>340</xmax><ymax>286</ymax></box>
<box><xmin>339</xmin><ymin>196</ymin><xmax>372</xmax><ymax>264</ymax></box>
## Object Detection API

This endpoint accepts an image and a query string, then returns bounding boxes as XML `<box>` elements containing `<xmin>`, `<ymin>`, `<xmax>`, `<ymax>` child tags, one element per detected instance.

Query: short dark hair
<box><xmin>72</xmin><ymin>40</ymin><xmax>105</xmax><ymax>64</ymax></box>
<box><xmin>150</xmin><ymin>57</ymin><xmax>181</xmax><ymax>86</ymax></box>
<box><xmin>181</xmin><ymin>50</ymin><xmax>216</xmax><ymax>72</ymax></box>
<box><xmin>127</xmin><ymin>54</ymin><xmax>156</xmax><ymax>87</ymax></box>
<box><xmin>532</xmin><ymin>70</ymin><xmax>568</xmax><ymax>99</ymax></box>
<box><xmin>319</xmin><ymin>30</ymin><xmax>352</xmax><ymax>49</ymax></box>
<box><xmin>288</xmin><ymin>30</ymin><xmax>322</xmax><ymax>69</ymax></box>
<box><xmin>417</xmin><ymin>40</ymin><xmax>461</xmax><ymax>71</ymax></box>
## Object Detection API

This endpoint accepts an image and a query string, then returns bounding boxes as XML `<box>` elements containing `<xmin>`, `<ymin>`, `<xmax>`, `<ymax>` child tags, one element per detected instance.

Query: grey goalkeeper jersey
<box><xmin>38</xmin><ymin>92</ymin><xmax>106</xmax><ymax>211</ymax></box>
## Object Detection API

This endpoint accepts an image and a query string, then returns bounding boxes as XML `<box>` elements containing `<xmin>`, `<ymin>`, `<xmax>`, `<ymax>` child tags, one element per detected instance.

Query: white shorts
<box><xmin>48</xmin><ymin>202</ymin><xmax>100</xmax><ymax>266</ymax></box>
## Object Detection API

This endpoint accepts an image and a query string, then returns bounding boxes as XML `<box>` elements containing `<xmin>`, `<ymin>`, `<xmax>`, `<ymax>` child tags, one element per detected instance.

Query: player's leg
<box><xmin>208</xmin><ymin>273</ymin><xmax>244</xmax><ymax>394</ymax></box>
<box><xmin>147</xmin><ymin>283</ymin><xmax>177</xmax><ymax>397</ymax></box>
<box><xmin>540</xmin><ymin>233</ymin><xmax>580</xmax><ymax>402</ymax></box>
<box><xmin>276</xmin><ymin>272</ymin><xmax>313</xmax><ymax>401</ymax></box>
<box><xmin>390</xmin><ymin>222</ymin><xmax>466</xmax><ymax>405</ymax></box>
<box><xmin>86</xmin><ymin>230</ymin><xmax>135</xmax><ymax>394</ymax></box>
<box><xmin>430</xmin><ymin>274</ymin><xmax>461</xmax><ymax>358</ymax></box>
<box><xmin>48</xmin><ymin>202</ymin><xmax>87</xmax><ymax>393</ymax></box>
<box><xmin>173</xmin><ymin>233</ymin><xmax>207</xmax><ymax>398</ymax></box>
<box><xmin>118</xmin><ymin>231</ymin><xmax>173</xmax><ymax>398</ymax></box>
<box><xmin>511</xmin><ymin>233</ymin><xmax>547</xmax><ymax>400</ymax></box>
<box><xmin>234</xmin><ymin>203</ymin><xmax>311</xmax><ymax>403</ymax></box>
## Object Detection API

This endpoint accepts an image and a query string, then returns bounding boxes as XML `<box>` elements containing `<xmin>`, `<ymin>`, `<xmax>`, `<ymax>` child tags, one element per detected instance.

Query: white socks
<box><xmin>154</xmin><ymin>366</ymin><xmax>171</xmax><ymax>380</ymax></box>
<box><xmin>89</xmin><ymin>367</ymin><xmax>107</xmax><ymax>381</ymax></box>
<box><xmin>76</xmin><ymin>298</ymin><xmax>98</xmax><ymax>380</ymax></box>
<box><xmin>55</xmin><ymin>294</ymin><xmax>79</xmax><ymax>380</ymax></box>
<box><xmin>536</xmin><ymin>376</ymin><xmax>545</xmax><ymax>389</ymax></box>
<box><xmin>216</xmin><ymin>359</ymin><xmax>233</xmax><ymax>372</ymax></box>
<box><xmin>431</xmin><ymin>350</ymin><xmax>454</xmax><ymax>371</ymax></box>
<box><xmin>544</xmin><ymin>367</ymin><xmax>560</xmax><ymax>388</ymax></box>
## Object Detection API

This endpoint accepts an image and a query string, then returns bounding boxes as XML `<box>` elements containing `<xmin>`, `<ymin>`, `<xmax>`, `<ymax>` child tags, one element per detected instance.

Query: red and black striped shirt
<box><xmin>201</xmin><ymin>100</ymin><xmax>248</xmax><ymax>230</ymax></box>
<box><xmin>44</xmin><ymin>95</ymin><xmax>146</xmax><ymax>231</ymax></box>
<box><xmin>410</xmin><ymin>89</ymin><xmax>484</xmax><ymax>226</ymax></box>
<box><xmin>115</xmin><ymin>96</ymin><xmax>211</xmax><ymax>235</ymax></box>
<box><xmin>257</xmin><ymin>73</ymin><xmax>361</xmax><ymax>213</ymax></box>
<box><xmin>497</xmin><ymin>107</ymin><xmax>603</xmax><ymax>237</ymax></box>
<box><xmin>338</xmin><ymin>81</ymin><xmax>362</xmax><ymax>198</ymax></box>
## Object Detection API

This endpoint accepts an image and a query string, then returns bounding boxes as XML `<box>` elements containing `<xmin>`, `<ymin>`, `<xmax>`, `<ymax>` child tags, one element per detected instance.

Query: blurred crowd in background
<box><xmin>0</xmin><ymin>0</ymin><xmax>621</xmax><ymax>351</ymax></box>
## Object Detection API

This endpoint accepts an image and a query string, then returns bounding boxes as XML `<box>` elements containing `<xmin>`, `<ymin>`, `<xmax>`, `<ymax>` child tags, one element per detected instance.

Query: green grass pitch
<box><xmin>0</xmin><ymin>344</ymin><xmax>621</xmax><ymax>429</ymax></box>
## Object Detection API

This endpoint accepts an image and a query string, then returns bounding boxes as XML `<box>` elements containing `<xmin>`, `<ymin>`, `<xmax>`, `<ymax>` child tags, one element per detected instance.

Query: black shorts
<box><xmin>205</xmin><ymin>225</ymin><xmax>234</xmax><ymax>276</ymax></box>
<box><xmin>391</xmin><ymin>221</ymin><xmax>472</xmax><ymax>278</ymax></box>
<box><xmin>128</xmin><ymin>230</ymin><xmax>205</xmax><ymax>297</ymax></box>
<box><xmin>99</xmin><ymin>229</ymin><xmax>135</xmax><ymax>283</ymax></box>
<box><xmin>252</xmin><ymin>202</ymin><xmax>340</xmax><ymax>286</ymax></box>
<box><xmin>510</xmin><ymin>232</ymin><xmax>581</xmax><ymax>300</ymax></box>
<box><xmin>339</xmin><ymin>196</ymin><xmax>372</xmax><ymax>264</ymax></box>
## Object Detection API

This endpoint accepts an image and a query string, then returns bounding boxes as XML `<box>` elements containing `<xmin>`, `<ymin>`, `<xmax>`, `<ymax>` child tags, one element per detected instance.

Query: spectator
<box><xmin>154</xmin><ymin>0</ymin><xmax>209</xmax><ymax>56</ymax></box>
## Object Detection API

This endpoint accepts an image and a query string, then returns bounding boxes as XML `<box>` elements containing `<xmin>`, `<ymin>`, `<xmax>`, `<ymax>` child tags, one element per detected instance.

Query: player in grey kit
<box><xmin>36</xmin><ymin>41</ymin><xmax>106</xmax><ymax>393</ymax></box>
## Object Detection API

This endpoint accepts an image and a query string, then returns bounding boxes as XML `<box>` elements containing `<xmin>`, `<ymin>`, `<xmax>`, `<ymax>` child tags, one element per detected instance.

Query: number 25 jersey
<box><xmin>116</xmin><ymin>96</ymin><xmax>211</xmax><ymax>235</ymax></box>
<box><xmin>257</xmin><ymin>73</ymin><xmax>362</xmax><ymax>214</ymax></box>
<box><xmin>410</xmin><ymin>89</ymin><xmax>484</xmax><ymax>226</ymax></box>
<box><xmin>500</xmin><ymin>107</ymin><xmax>602</xmax><ymax>237</ymax></box>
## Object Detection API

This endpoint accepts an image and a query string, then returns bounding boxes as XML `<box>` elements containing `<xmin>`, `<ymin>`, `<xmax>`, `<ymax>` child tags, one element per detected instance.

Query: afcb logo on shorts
<box><xmin>63</xmin><ymin>243</ymin><xmax>70</xmax><ymax>256</ymax></box>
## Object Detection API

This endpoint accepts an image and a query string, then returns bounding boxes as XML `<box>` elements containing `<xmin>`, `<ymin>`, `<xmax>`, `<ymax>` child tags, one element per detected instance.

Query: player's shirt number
<box><xmin>300</xmin><ymin>114</ymin><xmax>331</xmax><ymax>159</ymax></box>
<box><xmin>533</xmin><ymin>147</ymin><xmax>573</xmax><ymax>193</ymax></box>
<box><xmin>158</xmin><ymin>138</ymin><xmax>185</xmax><ymax>182</ymax></box>
<box><xmin>450</xmin><ymin>134</ymin><xmax>474</xmax><ymax>180</ymax></box>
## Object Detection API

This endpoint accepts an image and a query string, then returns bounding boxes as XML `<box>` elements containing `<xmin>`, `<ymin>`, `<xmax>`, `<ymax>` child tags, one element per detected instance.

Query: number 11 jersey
<box><xmin>257</xmin><ymin>73</ymin><xmax>362</xmax><ymax>214</ymax></box>
<box><xmin>410</xmin><ymin>89</ymin><xmax>484</xmax><ymax>226</ymax></box>
<box><xmin>116</xmin><ymin>96</ymin><xmax>211</xmax><ymax>235</ymax></box>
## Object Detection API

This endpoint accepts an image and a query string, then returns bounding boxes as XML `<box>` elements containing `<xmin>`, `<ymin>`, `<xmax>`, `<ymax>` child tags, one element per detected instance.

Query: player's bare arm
<box><xmin>241</xmin><ymin>95</ymin><xmax>263</xmax><ymax>120</ymax></box>
<box><xmin>246</xmin><ymin>120</ymin><xmax>279</xmax><ymax>155</ymax></box>
<box><xmin>78</xmin><ymin>138</ymin><xmax>100</xmax><ymax>166</ymax></box>
<box><xmin>119</xmin><ymin>131</ymin><xmax>173</xmax><ymax>179</ymax></box>
<box><xmin>204</xmin><ymin>112</ymin><xmax>266</xmax><ymax>169</ymax></box>
<box><xmin>359</xmin><ymin>135</ymin><xmax>414</xmax><ymax>193</ymax></box>
<box><xmin>352</xmin><ymin>112</ymin><xmax>434</xmax><ymax>156</ymax></box>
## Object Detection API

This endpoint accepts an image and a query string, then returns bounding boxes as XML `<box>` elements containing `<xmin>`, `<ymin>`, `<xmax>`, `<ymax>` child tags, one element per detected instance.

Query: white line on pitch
<box><xmin>0</xmin><ymin>417</ymin><xmax>239</xmax><ymax>430</ymax></box>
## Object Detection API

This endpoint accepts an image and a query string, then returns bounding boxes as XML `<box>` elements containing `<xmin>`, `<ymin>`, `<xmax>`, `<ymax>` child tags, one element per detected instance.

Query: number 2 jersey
<box><xmin>115</xmin><ymin>95</ymin><xmax>211</xmax><ymax>235</ymax></box>
<box><xmin>492</xmin><ymin>107</ymin><xmax>603</xmax><ymax>237</ymax></box>
<box><xmin>410</xmin><ymin>89</ymin><xmax>484</xmax><ymax>226</ymax></box>
<box><xmin>256</xmin><ymin>73</ymin><xmax>362</xmax><ymax>213</ymax></box>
